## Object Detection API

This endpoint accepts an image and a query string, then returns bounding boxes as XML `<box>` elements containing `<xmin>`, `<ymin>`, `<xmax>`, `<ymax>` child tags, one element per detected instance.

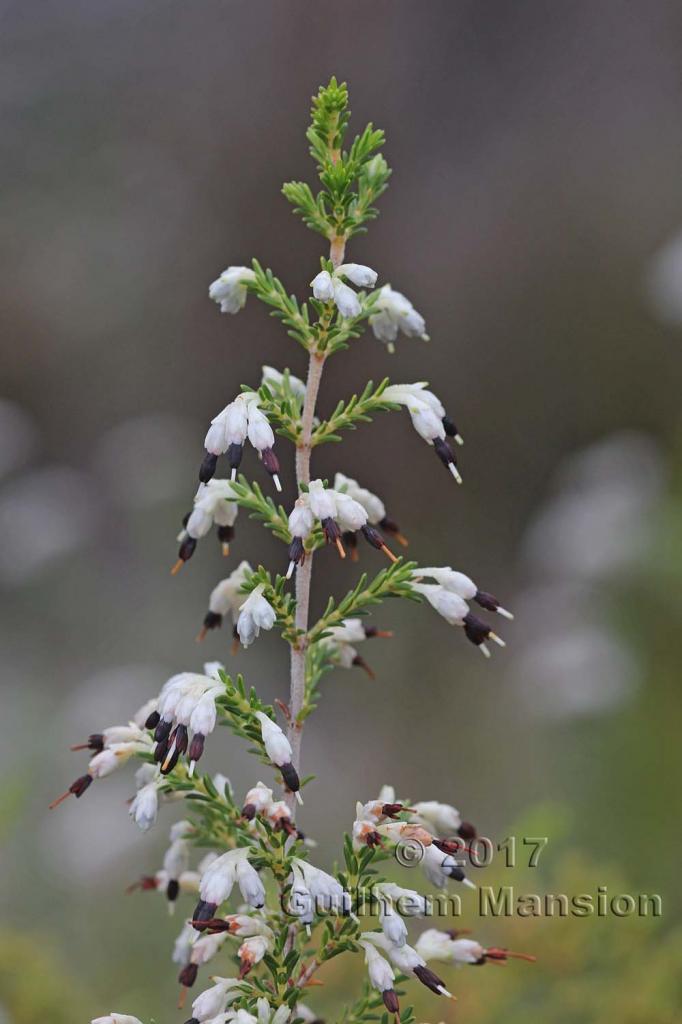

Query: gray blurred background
<box><xmin>2</xmin><ymin>2</ymin><xmax>682</xmax><ymax>1022</ymax></box>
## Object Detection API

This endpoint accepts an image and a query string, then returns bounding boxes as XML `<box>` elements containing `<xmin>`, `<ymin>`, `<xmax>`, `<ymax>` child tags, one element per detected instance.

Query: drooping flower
<box><xmin>286</xmin><ymin>494</ymin><xmax>315</xmax><ymax>578</ymax></box>
<box><xmin>151</xmin><ymin>670</ymin><xmax>225</xmax><ymax>775</ymax></box>
<box><xmin>415</xmin><ymin>566</ymin><xmax>513</xmax><ymax>619</ymax></box>
<box><xmin>238</xmin><ymin>932</ymin><xmax>274</xmax><ymax>977</ymax></box>
<box><xmin>49</xmin><ymin>733</ymin><xmax>151</xmax><ymax>811</ymax></box>
<box><xmin>310</xmin><ymin>263</ymin><xmax>377</xmax><ymax>318</ymax></box>
<box><xmin>421</xmin><ymin>842</ymin><xmax>476</xmax><ymax>890</ymax></box>
<box><xmin>410</xmin><ymin>799</ymin><xmax>477</xmax><ymax>840</ymax></box>
<box><xmin>411</xmin><ymin>579</ymin><xmax>506</xmax><ymax>657</ymax></box>
<box><xmin>369</xmin><ymin>284</ymin><xmax>429</xmax><ymax>352</ymax></box>
<box><xmin>128</xmin><ymin>771</ymin><xmax>162</xmax><ymax>832</ymax></box>
<box><xmin>415</xmin><ymin>928</ymin><xmax>535</xmax><ymax>966</ymax></box>
<box><xmin>321</xmin><ymin>616</ymin><xmax>393</xmax><ymax>679</ymax></box>
<box><xmin>291</xmin><ymin>857</ymin><xmax>350</xmax><ymax>914</ymax></box>
<box><xmin>241</xmin><ymin>780</ymin><xmax>275</xmax><ymax>820</ymax></box>
<box><xmin>172</xmin><ymin>479</ymin><xmax>240</xmax><ymax>573</ymax></box>
<box><xmin>361</xmin><ymin>931</ymin><xmax>454</xmax><ymax>1000</ymax></box>
<box><xmin>333</xmin><ymin>471</ymin><xmax>409</xmax><ymax>554</ymax></box>
<box><xmin>236</xmin><ymin>584</ymin><xmax>276</xmax><ymax>648</ymax></box>
<box><xmin>254</xmin><ymin>710</ymin><xmax>300</xmax><ymax>796</ymax></box>
<box><xmin>189</xmin><ymin>977</ymin><xmax>245</xmax><ymax>1022</ymax></box>
<box><xmin>358</xmin><ymin>939</ymin><xmax>400</xmax><ymax>1015</ymax></box>
<box><xmin>201</xmin><ymin>393</ymin><xmax>280</xmax><ymax>491</ymax></box>
<box><xmin>299</xmin><ymin>480</ymin><xmax>397</xmax><ymax>567</ymax></box>
<box><xmin>193</xmin><ymin>847</ymin><xmax>264</xmax><ymax>924</ymax></box>
<box><xmin>209</xmin><ymin>265</ymin><xmax>256</xmax><ymax>314</ymax></box>
<box><xmin>197</xmin><ymin>560</ymin><xmax>253</xmax><ymax>644</ymax></box>
<box><xmin>383</xmin><ymin>382</ymin><xmax>462</xmax><ymax>481</ymax></box>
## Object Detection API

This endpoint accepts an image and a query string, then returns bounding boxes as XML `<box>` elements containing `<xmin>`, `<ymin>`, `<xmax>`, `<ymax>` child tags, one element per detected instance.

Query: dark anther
<box><xmin>173</xmin><ymin>724</ymin><xmax>189</xmax><ymax>755</ymax></box>
<box><xmin>177</xmin><ymin>963</ymin><xmax>198</xmax><ymax>988</ymax></box>
<box><xmin>383</xmin><ymin>990</ymin><xmax>400</xmax><ymax>1014</ymax></box>
<box><xmin>463</xmin><ymin>612</ymin><xmax>491</xmax><ymax>647</ymax></box>
<box><xmin>474</xmin><ymin>589</ymin><xmax>500</xmax><ymax>613</ymax></box>
<box><xmin>433</xmin><ymin>436</ymin><xmax>456</xmax><ymax>469</ymax></box>
<box><xmin>261</xmin><ymin>447</ymin><xmax>280</xmax><ymax>478</ymax></box>
<box><xmin>413</xmin><ymin>964</ymin><xmax>448</xmax><ymax>994</ymax></box>
<box><xmin>154</xmin><ymin>737</ymin><xmax>169</xmax><ymax>764</ymax></box>
<box><xmin>192</xmin><ymin>900</ymin><xmax>218</xmax><ymax>925</ymax></box>
<box><xmin>160</xmin><ymin>743</ymin><xmax>180</xmax><ymax>774</ymax></box>
<box><xmin>361</xmin><ymin>524</ymin><xmax>384</xmax><ymax>550</ymax></box>
<box><xmin>154</xmin><ymin>718</ymin><xmax>172</xmax><ymax>743</ymax></box>
<box><xmin>241</xmin><ymin>802</ymin><xmax>256</xmax><ymax>821</ymax></box>
<box><xmin>71</xmin><ymin>774</ymin><xmax>93</xmax><ymax>799</ymax></box>
<box><xmin>166</xmin><ymin>878</ymin><xmax>180</xmax><ymax>901</ymax></box>
<box><xmin>188</xmin><ymin>733</ymin><xmax>205</xmax><ymax>762</ymax></box>
<box><xmin>322</xmin><ymin>517</ymin><xmax>341</xmax><ymax>545</ymax></box>
<box><xmin>288</xmin><ymin>536</ymin><xmax>305</xmax><ymax>566</ymax></box>
<box><xmin>381</xmin><ymin>803</ymin><xmax>406</xmax><ymax>819</ymax></box>
<box><xmin>442</xmin><ymin>415</ymin><xmax>460</xmax><ymax>438</ymax></box>
<box><xmin>203</xmin><ymin>610</ymin><xmax>223</xmax><ymax>631</ymax></box>
<box><xmin>227</xmin><ymin>443</ymin><xmax>243</xmax><ymax>474</ymax></box>
<box><xmin>217</xmin><ymin>524</ymin><xmax>234</xmax><ymax>545</ymax></box>
<box><xmin>279</xmin><ymin>761</ymin><xmax>300</xmax><ymax>793</ymax></box>
<box><xmin>458</xmin><ymin>820</ymin><xmax>477</xmax><ymax>840</ymax></box>
<box><xmin>199</xmin><ymin>451</ymin><xmax>218</xmax><ymax>484</ymax></box>
<box><xmin>144</xmin><ymin>709</ymin><xmax>161</xmax><ymax>730</ymax></box>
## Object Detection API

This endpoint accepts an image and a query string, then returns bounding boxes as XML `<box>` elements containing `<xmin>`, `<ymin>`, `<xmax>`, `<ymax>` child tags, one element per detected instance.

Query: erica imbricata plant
<box><xmin>52</xmin><ymin>78</ymin><xmax>534</xmax><ymax>1024</ymax></box>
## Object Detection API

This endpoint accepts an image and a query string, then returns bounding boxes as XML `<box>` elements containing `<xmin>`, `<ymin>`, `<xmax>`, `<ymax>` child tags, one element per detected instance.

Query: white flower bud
<box><xmin>310</xmin><ymin>269</ymin><xmax>334</xmax><ymax>301</ymax></box>
<box><xmin>209</xmin><ymin>266</ymin><xmax>256</xmax><ymax>314</ymax></box>
<box><xmin>369</xmin><ymin>284</ymin><xmax>428</xmax><ymax>351</ymax></box>
<box><xmin>337</xmin><ymin>263</ymin><xmax>378</xmax><ymax>288</ymax></box>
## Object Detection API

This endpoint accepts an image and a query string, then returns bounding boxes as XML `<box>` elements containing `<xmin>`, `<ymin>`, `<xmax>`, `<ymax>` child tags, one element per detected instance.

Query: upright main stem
<box><xmin>286</xmin><ymin>235</ymin><xmax>345</xmax><ymax>816</ymax></box>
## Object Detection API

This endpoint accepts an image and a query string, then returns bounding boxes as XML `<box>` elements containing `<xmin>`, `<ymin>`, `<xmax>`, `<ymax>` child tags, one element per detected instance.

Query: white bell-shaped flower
<box><xmin>369</xmin><ymin>283</ymin><xmax>428</xmax><ymax>352</ymax></box>
<box><xmin>310</xmin><ymin>263</ymin><xmax>377</xmax><ymax>319</ymax></box>
<box><xmin>209</xmin><ymin>265</ymin><xmax>256</xmax><ymax>314</ymax></box>
<box><xmin>237</xmin><ymin>585</ymin><xmax>276</xmax><ymax>648</ymax></box>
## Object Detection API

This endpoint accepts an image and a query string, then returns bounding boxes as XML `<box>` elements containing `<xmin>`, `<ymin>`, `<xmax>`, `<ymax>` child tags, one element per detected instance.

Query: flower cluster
<box><xmin>200</xmin><ymin>392</ymin><xmax>281</xmax><ymax>492</ymax></box>
<box><xmin>53</xmin><ymin>79</ymin><xmax>529</xmax><ymax>1024</ymax></box>
<box><xmin>311</xmin><ymin>262</ymin><xmax>377</xmax><ymax>317</ymax></box>
<box><xmin>411</xmin><ymin>566</ymin><xmax>513</xmax><ymax>656</ymax></box>
<box><xmin>286</xmin><ymin>478</ymin><xmax>397</xmax><ymax>577</ymax></box>
<box><xmin>369</xmin><ymin>284</ymin><xmax>429</xmax><ymax>352</ymax></box>
<box><xmin>173</xmin><ymin>479</ymin><xmax>240</xmax><ymax>573</ymax></box>
<box><xmin>383</xmin><ymin>382</ymin><xmax>463</xmax><ymax>481</ymax></box>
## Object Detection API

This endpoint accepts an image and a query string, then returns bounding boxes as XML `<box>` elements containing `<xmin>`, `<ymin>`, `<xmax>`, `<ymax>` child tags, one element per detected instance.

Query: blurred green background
<box><xmin>2</xmin><ymin>2</ymin><xmax>682</xmax><ymax>1021</ymax></box>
